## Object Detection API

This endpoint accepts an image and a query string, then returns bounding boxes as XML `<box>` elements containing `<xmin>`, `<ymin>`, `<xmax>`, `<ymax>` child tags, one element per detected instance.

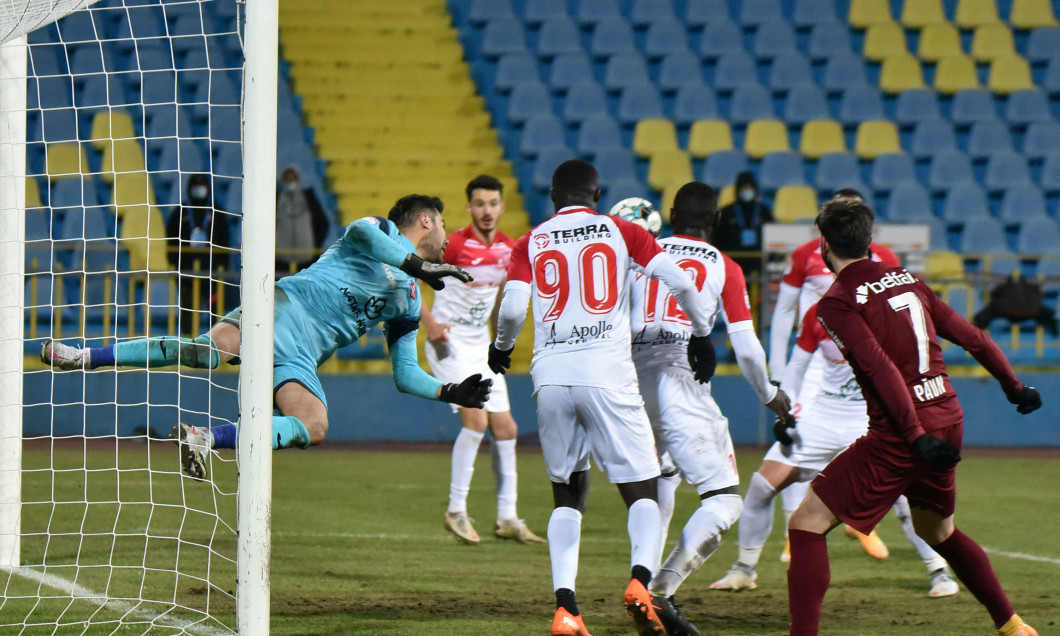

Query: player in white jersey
<box><xmin>711</xmin><ymin>301</ymin><xmax>959</xmax><ymax>598</ymax></box>
<box><xmin>625</xmin><ymin>182</ymin><xmax>792</xmax><ymax>635</ymax></box>
<box><xmin>488</xmin><ymin>160</ymin><xmax>719</xmax><ymax>636</ymax></box>
<box><xmin>421</xmin><ymin>176</ymin><xmax>544</xmax><ymax>546</ymax></box>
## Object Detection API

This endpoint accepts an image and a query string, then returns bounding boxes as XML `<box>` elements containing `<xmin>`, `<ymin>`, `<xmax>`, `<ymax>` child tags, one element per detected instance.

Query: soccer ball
<box><xmin>608</xmin><ymin>197</ymin><xmax>663</xmax><ymax>237</ymax></box>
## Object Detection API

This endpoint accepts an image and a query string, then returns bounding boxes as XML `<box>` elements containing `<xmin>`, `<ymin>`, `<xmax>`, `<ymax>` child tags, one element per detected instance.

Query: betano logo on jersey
<box><xmin>854</xmin><ymin>270</ymin><xmax>916</xmax><ymax>304</ymax></box>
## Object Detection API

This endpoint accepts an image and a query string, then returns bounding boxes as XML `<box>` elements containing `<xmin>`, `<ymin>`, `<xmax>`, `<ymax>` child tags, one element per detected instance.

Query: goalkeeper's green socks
<box><xmin>96</xmin><ymin>335</ymin><xmax>220</xmax><ymax>369</ymax></box>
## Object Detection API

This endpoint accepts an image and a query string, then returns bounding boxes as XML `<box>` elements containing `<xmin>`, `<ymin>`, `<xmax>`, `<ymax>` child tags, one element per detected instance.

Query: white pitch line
<box><xmin>983</xmin><ymin>547</ymin><xmax>1060</xmax><ymax>565</ymax></box>
<box><xmin>1</xmin><ymin>566</ymin><xmax>233</xmax><ymax>636</ymax></box>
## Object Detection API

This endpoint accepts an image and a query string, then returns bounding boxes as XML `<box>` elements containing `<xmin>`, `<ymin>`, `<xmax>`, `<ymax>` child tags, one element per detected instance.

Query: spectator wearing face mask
<box><xmin>276</xmin><ymin>165</ymin><xmax>330</xmax><ymax>277</ymax></box>
<box><xmin>166</xmin><ymin>173</ymin><xmax>232</xmax><ymax>335</ymax></box>
<box><xmin>715</xmin><ymin>171</ymin><xmax>774</xmax><ymax>280</ymax></box>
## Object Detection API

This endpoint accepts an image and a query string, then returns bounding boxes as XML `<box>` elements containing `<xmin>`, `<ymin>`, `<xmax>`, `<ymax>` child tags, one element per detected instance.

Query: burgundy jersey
<box><xmin>816</xmin><ymin>259</ymin><xmax>1022</xmax><ymax>443</ymax></box>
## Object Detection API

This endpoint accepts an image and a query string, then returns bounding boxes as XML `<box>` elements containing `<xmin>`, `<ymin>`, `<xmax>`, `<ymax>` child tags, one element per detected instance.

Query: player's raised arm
<box><xmin>344</xmin><ymin>213</ymin><xmax>472</xmax><ymax>290</ymax></box>
<box><xmin>386</xmin><ymin>316</ymin><xmax>491</xmax><ymax>408</ymax></box>
<box><xmin>768</xmin><ymin>281</ymin><xmax>801</xmax><ymax>382</ymax></box>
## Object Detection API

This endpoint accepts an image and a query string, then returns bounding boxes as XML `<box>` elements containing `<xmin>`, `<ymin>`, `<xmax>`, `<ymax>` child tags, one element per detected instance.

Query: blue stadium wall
<box><xmin>23</xmin><ymin>371</ymin><xmax>1060</xmax><ymax>446</ymax></box>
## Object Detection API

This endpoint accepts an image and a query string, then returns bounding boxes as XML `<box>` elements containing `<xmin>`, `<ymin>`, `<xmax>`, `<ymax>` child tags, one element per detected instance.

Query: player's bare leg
<box><xmin>488</xmin><ymin>411</ymin><xmax>544</xmax><ymax>544</ymax></box>
<box><xmin>911</xmin><ymin>508</ymin><xmax>1037</xmax><ymax>635</ymax></box>
<box><xmin>445</xmin><ymin>407</ymin><xmax>489</xmax><ymax>545</ymax></box>
<box><xmin>787</xmin><ymin>486</ymin><xmax>842</xmax><ymax>636</ymax></box>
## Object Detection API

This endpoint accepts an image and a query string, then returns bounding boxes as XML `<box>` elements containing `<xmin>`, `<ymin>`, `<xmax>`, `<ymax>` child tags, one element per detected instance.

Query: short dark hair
<box><xmin>735</xmin><ymin>171</ymin><xmax>757</xmax><ymax>191</ymax></box>
<box><xmin>465</xmin><ymin>175</ymin><xmax>504</xmax><ymax>201</ymax></box>
<box><xmin>830</xmin><ymin>188</ymin><xmax>876</xmax><ymax>220</ymax></box>
<box><xmin>670</xmin><ymin>182</ymin><xmax>718</xmax><ymax>234</ymax></box>
<box><xmin>388</xmin><ymin>194</ymin><xmax>444</xmax><ymax>228</ymax></box>
<box><xmin>815</xmin><ymin>198</ymin><xmax>874</xmax><ymax>260</ymax></box>
<box><xmin>551</xmin><ymin>159</ymin><xmax>598</xmax><ymax>195</ymax></box>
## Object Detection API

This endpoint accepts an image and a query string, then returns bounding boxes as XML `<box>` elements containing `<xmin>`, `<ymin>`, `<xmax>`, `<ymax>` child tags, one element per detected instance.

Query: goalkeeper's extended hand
<box><xmin>488</xmin><ymin>344</ymin><xmax>513</xmax><ymax>375</ymax></box>
<box><xmin>912</xmin><ymin>433</ymin><xmax>961</xmax><ymax>470</ymax></box>
<box><xmin>773</xmin><ymin>413</ymin><xmax>797</xmax><ymax>447</ymax></box>
<box><xmin>686</xmin><ymin>334</ymin><xmax>716</xmax><ymax>384</ymax></box>
<box><xmin>400</xmin><ymin>253</ymin><xmax>472</xmax><ymax>291</ymax></box>
<box><xmin>1006</xmin><ymin>386</ymin><xmax>1042</xmax><ymax>415</ymax></box>
<box><xmin>439</xmin><ymin>373</ymin><xmax>492</xmax><ymax>409</ymax></box>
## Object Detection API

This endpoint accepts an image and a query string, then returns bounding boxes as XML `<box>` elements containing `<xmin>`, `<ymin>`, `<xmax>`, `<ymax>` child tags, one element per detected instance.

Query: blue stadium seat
<box><xmin>1022</xmin><ymin>120</ymin><xmax>1060</xmax><ymax>161</ymax></box>
<box><xmin>496</xmin><ymin>53</ymin><xmax>540</xmax><ymax>94</ymax></box>
<box><xmin>40</xmin><ymin>109</ymin><xmax>79</xmax><ymax>143</ymax></box>
<box><xmin>700</xmin><ymin>150</ymin><xmax>749</xmax><ymax>188</ymax></box>
<box><xmin>590</xmin><ymin>16</ymin><xmax>637</xmax><ymax>59</ymax></box>
<box><xmin>984</xmin><ymin>150</ymin><xmax>1033</xmax><ymax>192</ymax></box>
<box><xmin>950</xmin><ymin>89</ymin><xmax>1000</xmax><ymax>128</ymax></box>
<box><xmin>1004</xmin><ymin>89</ymin><xmax>1052</xmax><ymax>127</ymax></box>
<box><xmin>57</xmin><ymin>11</ymin><xmax>99</xmax><ymax>43</ymax></box>
<box><xmin>24</xmin><ymin>207</ymin><xmax>54</xmax><ymax>271</ymax></box>
<box><xmin>616</xmin><ymin>83</ymin><xmax>665</xmax><ymax>125</ymax></box>
<box><xmin>508</xmin><ymin>82</ymin><xmax>553</xmax><ymax>125</ymax></box>
<box><xmin>537</xmin><ymin>16</ymin><xmax>583</xmax><ymax>59</ymax></box>
<box><xmin>926</xmin><ymin>216</ymin><xmax>951</xmax><ymax>250</ymax></box>
<box><xmin>685</xmin><ymin>0</ymin><xmax>731</xmax><ymax>29</ymax></box>
<box><xmin>838</xmin><ymin>85</ymin><xmax>886</xmax><ymax>126</ymax></box>
<box><xmin>942</xmin><ymin>182</ymin><xmax>989</xmax><ymax>224</ymax></box>
<box><xmin>885</xmin><ymin>182</ymin><xmax>935</xmax><ymax>223</ymax></box>
<box><xmin>738</xmin><ymin>0</ymin><xmax>783</xmax><ymax>27</ymax></box>
<box><xmin>194</xmin><ymin>72</ymin><xmax>239</xmax><ymax>105</ymax></box>
<box><xmin>34</xmin><ymin>76</ymin><xmax>74</xmax><ymax>109</ymax></box>
<box><xmin>966</xmin><ymin>121</ymin><xmax>1015</xmax><ymax>159</ymax></box>
<box><xmin>713</xmin><ymin>51</ymin><xmax>759</xmax><ymax>92</ymax></box>
<box><xmin>893</xmin><ymin>89</ymin><xmax>941</xmax><ymax>129</ymax></box>
<box><xmin>1043</xmin><ymin>58</ymin><xmax>1060</xmax><ymax>94</ymax></box>
<box><xmin>870</xmin><ymin>153</ymin><xmax>918</xmax><ymax>192</ymax></box>
<box><xmin>467</xmin><ymin>0</ymin><xmax>515</xmax><ymax>26</ymax></box>
<box><xmin>754</xmin><ymin>19</ymin><xmax>798</xmax><ymax>60</ymax></box>
<box><xmin>212</xmin><ymin>142</ymin><xmax>242</xmax><ymax>178</ymax></box>
<box><xmin>50</xmin><ymin>178</ymin><xmax>99</xmax><ymax>210</ymax></box>
<box><xmin>644</xmin><ymin>18</ymin><xmax>690</xmax><ymax>60</ymax></box>
<box><xmin>145</xmin><ymin>103</ymin><xmax>194</xmax><ymax>139</ymax></box>
<box><xmin>729</xmin><ymin>84</ymin><xmax>775</xmax><ymax>124</ymax></box>
<box><xmin>29</xmin><ymin>43</ymin><xmax>66</xmax><ymax>76</ymax></box>
<box><xmin>815</xmin><ymin>152</ymin><xmax>867</xmax><ymax>193</ymax></box>
<box><xmin>1025</xmin><ymin>26</ymin><xmax>1060</xmax><ymax>64</ymax></box>
<box><xmin>959</xmin><ymin>216</ymin><xmax>1009</xmax><ymax>254</ymax></box>
<box><xmin>133</xmin><ymin>46</ymin><xmax>176</xmax><ymax>72</ymax></box>
<box><xmin>604</xmin><ymin>53</ymin><xmax>651</xmax><ymax>93</ymax></box>
<box><xmin>793</xmin><ymin>0</ymin><xmax>840</xmax><ymax>28</ymax></box>
<box><xmin>783</xmin><ymin>83</ymin><xmax>830</xmax><ymax>125</ymax></box>
<box><xmin>576</xmin><ymin>113</ymin><xmax>624</xmax><ymax>158</ymax></box>
<box><xmin>769</xmin><ymin>54</ymin><xmax>814</xmax><ymax>94</ymax></box>
<box><xmin>594</xmin><ymin>147</ymin><xmax>639</xmax><ymax>183</ymax></box>
<box><xmin>807</xmin><ymin>22</ymin><xmax>853</xmax><ymax>61</ymax></box>
<box><xmin>523</xmin><ymin>0</ymin><xmax>568</xmax><ymax>27</ymax></box>
<box><xmin>1017</xmin><ymin>217</ymin><xmax>1060</xmax><ymax>254</ymax></box>
<box><xmin>140</xmin><ymin>69</ymin><xmax>178</xmax><ymax>104</ymax></box>
<box><xmin>698</xmin><ymin>20</ymin><xmax>744</xmax><ymax>61</ymax></box>
<box><xmin>207</xmin><ymin>105</ymin><xmax>239</xmax><ymax>143</ymax></box>
<box><xmin>822</xmin><ymin>54</ymin><xmax>870</xmax><ymax>94</ymax></box>
<box><xmin>657</xmin><ymin>51</ymin><xmax>703</xmax><ymax>93</ymax></box>
<box><xmin>548</xmin><ymin>52</ymin><xmax>593</xmax><ymax>94</ymax></box>
<box><xmin>631</xmin><ymin>0</ymin><xmax>678</xmax><ymax>27</ymax></box>
<box><xmin>562</xmin><ymin>82</ymin><xmax>609</xmax><ymax>123</ymax></box>
<box><xmin>68</xmin><ymin>46</ymin><xmax>114</xmax><ymax>76</ymax></box>
<box><xmin>533</xmin><ymin>146</ymin><xmax>579</xmax><ymax>190</ymax></box>
<box><xmin>154</xmin><ymin>138</ymin><xmax>207</xmax><ymax>174</ymax></box>
<box><xmin>911</xmin><ymin>118</ymin><xmax>958</xmax><ymax>158</ymax></box>
<box><xmin>481</xmin><ymin>18</ymin><xmax>529</xmax><ymax>59</ymax></box>
<box><xmin>600</xmin><ymin>177</ymin><xmax>651</xmax><ymax>213</ymax></box>
<box><xmin>575</xmin><ymin>0</ymin><xmax>623</xmax><ymax>26</ymax></box>
<box><xmin>759</xmin><ymin>151</ymin><xmax>807</xmax><ymax>191</ymax></box>
<box><xmin>115</xmin><ymin>6</ymin><xmax>167</xmax><ymax>42</ymax></box>
<box><xmin>928</xmin><ymin>150</ymin><xmax>974</xmax><ymax>191</ymax></box>
<box><xmin>672</xmin><ymin>84</ymin><xmax>719</xmax><ymax>125</ymax></box>
<box><xmin>520</xmin><ymin>114</ymin><xmax>567</xmax><ymax>157</ymax></box>
<box><xmin>999</xmin><ymin>186</ymin><xmax>1049</xmax><ymax>224</ymax></box>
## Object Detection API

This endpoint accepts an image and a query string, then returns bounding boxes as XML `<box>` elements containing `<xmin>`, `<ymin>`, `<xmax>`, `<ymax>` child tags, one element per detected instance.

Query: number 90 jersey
<box><xmin>506</xmin><ymin>207</ymin><xmax>667</xmax><ymax>391</ymax></box>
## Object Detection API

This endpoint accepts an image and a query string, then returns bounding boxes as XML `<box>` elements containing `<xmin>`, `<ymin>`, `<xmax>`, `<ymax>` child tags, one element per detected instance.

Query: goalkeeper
<box><xmin>42</xmin><ymin>194</ymin><xmax>493</xmax><ymax>479</ymax></box>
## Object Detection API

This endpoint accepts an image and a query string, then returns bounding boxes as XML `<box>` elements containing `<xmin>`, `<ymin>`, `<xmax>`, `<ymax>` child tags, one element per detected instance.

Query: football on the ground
<box><xmin>608</xmin><ymin>197</ymin><xmax>663</xmax><ymax>237</ymax></box>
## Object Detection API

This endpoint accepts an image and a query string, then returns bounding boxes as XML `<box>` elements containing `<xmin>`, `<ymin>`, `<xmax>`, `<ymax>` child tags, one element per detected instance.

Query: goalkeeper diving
<box><xmin>42</xmin><ymin>195</ymin><xmax>492</xmax><ymax>479</ymax></box>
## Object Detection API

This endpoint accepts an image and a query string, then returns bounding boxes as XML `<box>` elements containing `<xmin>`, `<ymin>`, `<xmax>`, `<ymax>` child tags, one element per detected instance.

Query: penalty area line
<box><xmin>983</xmin><ymin>547</ymin><xmax>1060</xmax><ymax>565</ymax></box>
<box><xmin>1</xmin><ymin>566</ymin><xmax>233</xmax><ymax>635</ymax></box>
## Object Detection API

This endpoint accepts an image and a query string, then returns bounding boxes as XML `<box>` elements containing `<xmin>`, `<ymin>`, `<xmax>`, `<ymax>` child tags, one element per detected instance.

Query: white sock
<box><xmin>781</xmin><ymin>479</ymin><xmax>808</xmax><ymax>521</ymax></box>
<box><xmin>736</xmin><ymin>472</ymin><xmax>778</xmax><ymax>568</ymax></box>
<box><xmin>548</xmin><ymin>506</ymin><xmax>582</xmax><ymax>591</ymax></box>
<box><xmin>628</xmin><ymin>498</ymin><xmax>663</xmax><ymax>576</ymax></box>
<box><xmin>448</xmin><ymin>428</ymin><xmax>484</xmax><ymax>515</ymax></box>
<box><xmin>492</xmin><ymin>438</ymin><xmax>518</xmax><ymax>522</ymax></box>
<box><xmin>652</xmin><ymin>494</ymin><xmax>742</xmax><ymax>597</ymax></box>
<box><xmin>892</xmin><ymin>495</ymin><xmax>947</xmax><ymax>572</ymax></box>
<box><xmin>657</xmin><ymin>471</ymin><xmax>682</xmax><ymax>565</ymax></box>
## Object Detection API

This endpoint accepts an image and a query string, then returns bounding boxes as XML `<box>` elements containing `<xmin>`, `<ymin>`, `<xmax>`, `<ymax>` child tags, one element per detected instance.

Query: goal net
<box><xmin>1</xmin><ymin>0</ymin><xmax>275</xmax><ymax>632</ymax></box>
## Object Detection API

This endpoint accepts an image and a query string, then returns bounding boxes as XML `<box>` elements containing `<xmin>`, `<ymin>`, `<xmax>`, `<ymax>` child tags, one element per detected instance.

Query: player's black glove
<box><xmin>487</xmin><ymin>343</ymin><xmax>513</xmax><ymax>375</ymax></box>
<box><xmin>439</xmin><ymin>373</ymin><xmax>493</xmax><ymax>409</ymax></box>
<box><xmin>400</xmin><ymin>253</ymin><xmax>473</xmax><ymax>291</ymax></box>
<box><xmin>773</xmin><ymin>413</ymin><xmax>797</xmax><ymax>447</ymax></box>
<box><xmin>686</xmin><ymin>334</ymin><xmax>716</xmax><ymax>384</ymax></box>
<box><xmin>1006</xmin><ymin>386</ymin><xmax>1042</xmax><ymax>415</ymax></box>
<box><xmin>912</xmin><ymin>433</ymin><xmax>961</xmax><ymax>470</ymax></box>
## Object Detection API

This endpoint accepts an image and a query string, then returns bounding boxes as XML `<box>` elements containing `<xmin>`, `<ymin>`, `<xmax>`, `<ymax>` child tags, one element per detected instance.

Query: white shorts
<box><xmin>425</xmin><ymin>337</ymin><xmax>510</xmax><ymax>413</ymax></box>
<box><xmin>764</xmin><ymin>396</ymin><xmax>869</xmax><ymax>481</ymax></box>
<box><xmin>534</xmin><ymin>384</ymin><xmax>661</xmax><ymax>485</ymax></box>
<box><xmin>639</xmin><ymin>369</ymin><xmax>739</xmax><ymax>495</ymax></box>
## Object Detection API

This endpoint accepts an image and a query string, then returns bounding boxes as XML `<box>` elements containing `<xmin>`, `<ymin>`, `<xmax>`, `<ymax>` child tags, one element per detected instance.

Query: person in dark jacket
<box><xmin>715</xmin><ymin>171</ymin><xmax>774</xmax><ymax>281</ymax></box>
<box><xmin>276</xmin><ymin>165</ymin><xmax>330</xmax><ymax>277</ymax></box>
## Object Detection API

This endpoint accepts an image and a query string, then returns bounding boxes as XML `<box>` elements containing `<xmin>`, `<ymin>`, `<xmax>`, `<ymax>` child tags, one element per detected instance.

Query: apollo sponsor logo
<box><xmin>855</xmin><ymin>270</ymin><xmax>917</xmax><ymax>304</ymax></box>
<box><xmin>913</xmin><ymin>375</ymin><xmax>948</xmax><ymax>402</ymax></box>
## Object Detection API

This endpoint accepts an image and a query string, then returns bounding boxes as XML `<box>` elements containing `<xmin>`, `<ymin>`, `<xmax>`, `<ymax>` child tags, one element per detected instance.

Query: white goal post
<box><xmin>0</xmin><ymin>0</ymin><xmax>275</xmax><ymax>633</ymax></box>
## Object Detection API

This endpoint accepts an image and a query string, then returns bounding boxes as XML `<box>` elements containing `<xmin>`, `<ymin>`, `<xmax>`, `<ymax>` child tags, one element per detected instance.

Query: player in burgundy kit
<box><xmin>786</xmin><ymin>199</ymin><xmax>1042</xmax><ymax>636</ymax></box>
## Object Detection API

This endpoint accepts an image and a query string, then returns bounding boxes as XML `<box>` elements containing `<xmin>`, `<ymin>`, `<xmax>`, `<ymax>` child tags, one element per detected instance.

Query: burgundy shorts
<box><xmin>810</xmin><ymin>421</ymin><xmax>962</xmax><ymax>535</ymax></box>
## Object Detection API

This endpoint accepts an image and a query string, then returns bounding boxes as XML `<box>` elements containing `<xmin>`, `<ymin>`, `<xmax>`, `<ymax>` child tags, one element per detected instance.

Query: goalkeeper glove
<box><xmin>773</xmin><ymin>413</ymin><xmax>797</xmax><ymax>447</ymax></box>
<box><xmin>400</xmin><ymin>253</ymin><xmax>472</xmax><ymax>291</ymax></box>
<box><xmin>912</xmin><ymin>434</ymin><xmax>961</xmax><ymax>470</ymax></box>
<box><xmin>686</xmin><ymin>334</ymin><xmax>716</xmax><ymax>384</ymax></box>
<box><xmin>439</xmin><ymin>373</ymin><xmax>493</xmax><ymax>409</ymax></box>
<box><xmin>487</xmin><ymin>343</ymin><xmax>513</xmax><ymax>375</ymax></box>
<box><xmin>1006</xmin><ymin>386</ymin><xmax>1042</xmax><ymax>415</ymax></box>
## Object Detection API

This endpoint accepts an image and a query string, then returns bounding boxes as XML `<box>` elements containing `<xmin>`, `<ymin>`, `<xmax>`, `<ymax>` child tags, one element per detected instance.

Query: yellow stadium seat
<box><xmin>917</xmin><ymin>23</ymin><xmax>963</xmax><ymax>62</ymax></box>
<box><xmin>863</xmin><ymin>21</ymin><xmax>909</xmax><ymax>60</ymax></box>
<box><xmin>848</xmin><ymin>0</ymin><xmax>893</xmax><ymax>28</ymax></box>
<box><xmin>934</xmin><ymin>55</ymin><xmax>980</xmax><ymax>93</ymax></box>
<box><xmin>1009</xmin><ymin>0</ymin><xmax>1059</xmax><ymax>28</ymax></box>
<box><xmin>988</xmin><ymin>56</ymin><xmax>1034</xmax><ymax>94</ymax></box>
<box><xmin>646</xmin><ymin>149</ymin><xmax>693</xmax><ymax>191</ymax></box>
<box><xmin>774</xmin><ymin>186</ymin><xmax>819</xmax><ymax>224</ymax></box>
<box><xmin>718</xmin><ymin>184</ymin><xmax>736</xmax><ymax>208</ymax></box>
<box><xmin>799</xmin><ymin>120</ymin><xmax>846</xmax><ymax>159</ymax></box>
<box><xmin>89</xmin><ymin>110</ymin><xmax>137</xmax><ymax>150</ymax></box>
<box><xmin>658</xmin><ymin>183</ymin><xmax>679</xmax><ymax>221</ymax></box>
<box><xmin>687</xmin><ymin>119</ymin><xmax>734</xmax><ymax>158</ymax></box>
<box><xmin>744</xmin><ymin>120</ymin><xmax>791</xmax><ymax>159</ymax></box>
<box><xmin>955</xmin><ymin>0</ymin><xmax>1000</xmax><ymax>28</ymax></box>
<box><xmin>633</xmin><ymin>119</ymin><xmax>679</xmax><ymax>158</ymax></box>
<box><xmin>99</xmin><ymin>139</ymin><xmax>147</xmax><ymax>184</ymax></box>
<box><xmin>44</xmin><ymin>143</ymin><xmax>89</xmax><ymax>180</ymax></box>
<box><xmin>111</xmin><ymin>171</ymin><xmax>157</xmax><ymax>207</ymax></box>
<box><xmin>900</xmin><ymin>0</ymin><xmax>946</xmax><ymax>28</ymax></box>
<box><xmin>971</xmin><ymin>23</ymin><xmax>1017</xmax><ymax>62</ymax></box>
<box><xmin>879</xmin><ymin>54</ymin><xmax>926</xmax><ymax>93</ymax></box>
<box><xmin>924</xmin><ymin>251</ymin><xmax>966</xmax><ymax>280</ymax></box>
<box><xmin>854</xmin><ymin>120</ymin><xmax>901</xmax><ymax>158</ymax></box>
<box><xmin>26</xmin><ymin>177</ymin><xmax>44</xmax><ymax>208</ymax></box>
